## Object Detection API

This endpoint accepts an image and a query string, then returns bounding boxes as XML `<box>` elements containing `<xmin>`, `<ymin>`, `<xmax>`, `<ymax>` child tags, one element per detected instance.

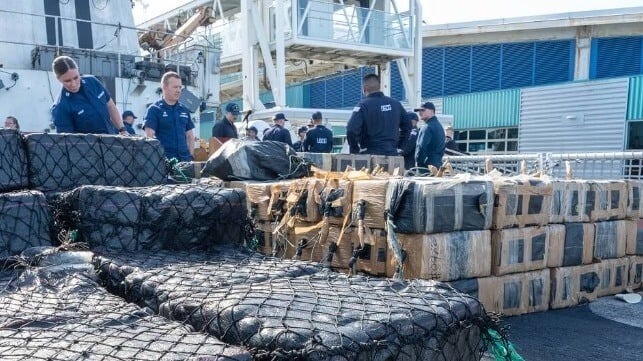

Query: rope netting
<box><xmin>94</xmin><ymin>247</ymin><xmax>497</xmax><ymax>360</ymax></box>
<box><xmin>0</xmin><ymin>190</ymin><xmax>52</xmax><ymax>260</ymax></box>
<box><xmin>24</xmin><ymin>134</ymin><xmax>167</xmax><ymax>193</ymax></box>
<box><xmin>0</xmin><ymin>129</ymin><xmax>28</xmax><ymax>192</ymax></box>
<box><xmin>0</xmin><ymin>249</ymin><xmax>251</xmax><ymax>361</ymax></box>
<box><xmin>53</xmin><ymin>184</ymin><xmax>249</xmax><ymax>251</ymax></box>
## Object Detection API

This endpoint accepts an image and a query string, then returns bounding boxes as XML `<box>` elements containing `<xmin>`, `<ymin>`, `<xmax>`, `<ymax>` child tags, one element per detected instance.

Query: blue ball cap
<box><xmin>225</xmin><ymin>103</ymin><xmax>240</xmax><ymax>115</ymax></box>
<box><xmin>122</xmin><ymin>110</ymin><xmax>137</xmax><ymax>119</ymax></box>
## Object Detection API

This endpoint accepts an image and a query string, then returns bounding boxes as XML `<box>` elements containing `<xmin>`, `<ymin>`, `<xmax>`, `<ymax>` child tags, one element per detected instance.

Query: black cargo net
<box><xmin>24</xmin><ymin>134</ymin><xmax>167</xmax><ymax>193</ymax></box>
<box><xmin>0</xmin><ymin>252</ymin><xmax>251</xmax><ymax>361</ymax></box>
<box><xmin>0</xmin><ymin>129</ymin><xmax>28</xmax><ymax>192</ymax></box>
<box><xmin>53</xmin><ymin>184</ymin><xmax>250</xmax><ymax>251</ymax></box>
<box><xmin>94</xmin><ymin>247</ymin><xmax>498</xmax><ymax>360</ymax></box>
<box><xmin>0</xmin><ymin>191</ymin><xmax>52</xmax><ymax>260</ymax></box>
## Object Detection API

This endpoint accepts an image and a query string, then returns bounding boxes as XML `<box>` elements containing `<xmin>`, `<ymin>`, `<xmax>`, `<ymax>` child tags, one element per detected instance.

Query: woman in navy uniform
<box><xmin>304</xmin><ymin>111</ymin><xmax>333</xmax><ymax>153</ymax></box>
<box><xmin>51</xmin><ymin>56</ymin><xmax>127</xmax><ymax>135</ymax></box>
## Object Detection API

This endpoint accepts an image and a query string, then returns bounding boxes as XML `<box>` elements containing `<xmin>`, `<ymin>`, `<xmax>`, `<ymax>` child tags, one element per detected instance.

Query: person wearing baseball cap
<box><xmin>304</xmin><ymin>111</ymin><xmax>333</xmax><ymax>153</ymax></box>
<box><xmin>399</xmin><ymin>112</ymin><xmax>420</xmax><ymax>169</ymax></box>
<box><xmin>121</xmin><ymin>110</ymin><xmax>137</xmax><ymax>135</ymax></box>
<box><xmin>212</xmin><ymin>103</ymin><xmax>240</xmax><ymax>142</ymax></box>
<box><xmin>414</xmin><ymin>101</ymin><xmax>445</xmax><ymax>170</ymax></box>
<box><xmin>263</xmin><ymin>112</ymin><xmax>293</xmax><ymax>146</ymax></box>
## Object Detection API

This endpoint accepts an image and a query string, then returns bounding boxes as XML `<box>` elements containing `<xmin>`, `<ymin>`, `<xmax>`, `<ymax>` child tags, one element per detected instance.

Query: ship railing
<box><xmin>445</xmin><ymin>151</ymin><xmax>643</xmax><ymax>180</ymax></box>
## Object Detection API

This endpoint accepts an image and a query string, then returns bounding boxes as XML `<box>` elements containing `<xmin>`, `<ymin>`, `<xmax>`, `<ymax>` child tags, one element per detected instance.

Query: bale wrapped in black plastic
<box><xmin>99</xmin><ymin>134</ymin><xmax>167</xmax><ymax>186</ymax></box>
<box><xmin>386</xmin><ymin>176</ymin><xmax>494</xmax><ymax>234</ymax></box>
<box><xmin>0</xmin><ymin>255</ymin><xmax>251</xmax><ymax>360</ymax></box>
<box><xmin>0</xmin><ymin>190</ymin><xmax>52</xmax><ymax>260</ymax></box>
<box><xmin>160</xmin><ymin>273</ymin><xmax>492</xmax><ymax>361</ymax></box>
<box><xmin>25</xmin><ymin>133</ymin><xmax>105</xmax><ymax>193</ymax></box>
<box><xmin>202</xmin><ymin>139</ymin><xmax>310</xmax><ymax>181</ymax></box>
<box><xmin>93</xmin><ymin>245</ymin><xmax>324</xmax><ymax>310</ymax></box>
<box><xmin>0</xmin><ymin>128</ymin><xmax>28</xmax><ymax>192</ymax></box>
<box><xmin>57</xmin><ymin>184</ymin><xmax>248</xmax><ymax>251</ymax></box>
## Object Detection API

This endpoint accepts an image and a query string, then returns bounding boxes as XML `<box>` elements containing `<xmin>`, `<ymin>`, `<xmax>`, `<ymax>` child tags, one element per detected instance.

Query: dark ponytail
<box><xmin>52</xmin><ymin>56</ymin><xmax>78</xmax><ymax>77</ymax></box>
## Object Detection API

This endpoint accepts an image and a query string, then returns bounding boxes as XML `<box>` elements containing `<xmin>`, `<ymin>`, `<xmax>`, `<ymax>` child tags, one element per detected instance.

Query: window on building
<box><xmin>454</xmin><ymin>127</ymin><xmax>519</xmax><ymax>154</ymax></box>
<box><xmin>627</xmin><ymin>121</ymin><xmax>643</xmax><ymax>150</ymax></box>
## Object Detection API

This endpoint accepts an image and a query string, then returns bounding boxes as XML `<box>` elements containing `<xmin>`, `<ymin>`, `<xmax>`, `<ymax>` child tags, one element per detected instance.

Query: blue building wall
<box><xmin>590</xmin><ymin>36</ymin><xmax>643</xmax><ymax>79</ymax></box>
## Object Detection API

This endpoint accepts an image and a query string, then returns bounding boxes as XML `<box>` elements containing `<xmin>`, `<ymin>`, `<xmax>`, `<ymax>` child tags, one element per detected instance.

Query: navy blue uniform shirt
<box><xmin>263</xmin><ymin>125</ymin><xmax>293</xmax><ymax>147</ymax></box>
<box><xmin>292</xmin><ymin>140</ymin><xmax>305</xmax><ymax>152</ymax></box>
<box><xmin>415</xmin><ymin>116</ymin><xmax>446</xmax><ymax>169</ymax></box>
<box><xmin>346</xmin><ymin>92</ymin><xmax>410</xmax><ymax>156</ymax></box>
<box><xmin>401</xmin><ymin>125</ymin><xmax>419</xmax><ymax>169</ymax></box>
<box><xmin>304</xmin><ymin>125</ymin><xmax>333</xmax><ymax>153</ymax></box>
<box><xmin>52</xmin><ymin>75</ymin><xmax>116</xmax><ymax>134</ymax></box>
<box><xmin>212</xmin><ymin>119</ymin><xmax>238</xmax><ymax>139</ymax></box>
<box><xmin>144</xmin><ymin>99</ymin><xmax>195</xmax><ymax>161</ymax></box>
<box><xmin>124</xmin><ymin>122</ymin><xmax>136</xmax><ymax>135</ymax></box>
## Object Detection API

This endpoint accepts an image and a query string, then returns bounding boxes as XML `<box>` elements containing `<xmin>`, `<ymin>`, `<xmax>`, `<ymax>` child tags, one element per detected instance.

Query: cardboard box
<box><xmin>285</xmin><ymin>178</ymin><xmax>323</xmax><ymax>223</ymax></box>
<box><xmin>318</xmin><ymin>178</ymin><xmax>353</xmax><ymax>226</ymax></box>
<box><xmin>193</xmin><ymin>148</ymin><xmax>209</xmax><ymax>162</ymax></box>
<box><xmin>331</xmin><ymin>154</ymin><xmax>371</xmax><ymax>172</ymax></box>
<box><xmin>229</xmin><ymin>180</ymin><xmax>291</xmax><ymax>221</ymax></box>
<box><xmin>285</xmin><ymin>223</ymin><xmax>350</xmax><ymax>269</ymax></box>
<box><xmin>370</xmin><ymin>155</ymin><xmax>405</xmax><ymax>175</ymax></box>
<box><xmin>548</xmin><ymin>223</ymin><xmax>594</xmax><ymax>267</ymax></box>
<box><xmin>352</xmin><ymin>179</ymin><xmax>389</xmax><ymax>229</ymax></box>
<box><xmin>588</xmin><ymin>180</ymin><xmax>627</xmax><ymax>222</ymax></box>
<box><xmin>448</xmin><ymin>269</ymin><xmax>550</xmax><ymax>316</ymax></box>
<box><xmin>389</xmin><ymin>177</ymin><xmax>494</xmax><ymax>234</ymax></box>
<box><xmin>550</xmin><ymin>263</ymin><xmax>601</xmax><ymax>309</ymax></box>
<box><xmin>549</xmin><ymin>180</ymin><xmax>592</xmax><ymax>224</ymax></box>
<box><xmin>491</xmin><ymin>226</ymin><xmax>549</xmax><ymax>276</ymax></box>
<box><xmin>492</xmin><ymin>177</ymin><xmax>553</xmax><ymax>229</ymax></box>
<box><xmin>628</xmin><ymin>256</ymin><xmax>643</xmax><ymax>290</ymax></box>
<box><xmin>626</xmin><ymin>219</ymin><xmax>643</xmax><ymax>255</ymax></box>
<box><xmin>254</xmin><ymin>221</ymin><xmax>276</xmax><ymax>256</ymax></box>
<box><xmin>298</xmin><ymin>152</ymin><xmax>333</xmax><ymax>171</ymax></box>
<box><xmin>389</xmin><ymin>230</ymin><xmax>491</xmax><ymax>281</ymax></box>
<box><xmin>344</xmin><ymin>227</ymin><xmax>388</xmax><ymax>276</ymax></box>
<box><xmin>593</xmin><ymin>220</ymin><xmax>627</xmax><ymax>260</ymax></box>
<box><xmin>626</xmin><ymin>180</ymin><xmax>642</xmax><ymax>219</ymax></box>
<box><xmin>596</xmin><ymin>257</ymin><xmax>629</xmax><ymax>297</ymax></box>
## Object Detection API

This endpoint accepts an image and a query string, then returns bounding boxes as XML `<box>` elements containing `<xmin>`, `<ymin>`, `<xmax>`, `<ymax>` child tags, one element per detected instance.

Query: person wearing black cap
<box><xmin>212</xmin><ymin>103</ymin><xmax>240</xmax><ymax>141</ymax></box>
<box><xmin>399</xmin><ymin>111</ymin><xmax>419</xmax><ymax>169</ymax></box>
<box><xmin>414</xmin><ymin>101</ymin><xmax>445</xmax><ymax>170</ymax></box>
<box><xmin>122</xmin><ymin>110</ymin><xmax>137</xmax><ymax>135</ymax></box>
<box><xmin>292</xmin><ymin>126</ymin><xmax>308</xmax><ymax>152</ymax></box>
<box><xmin>346</xmin><ymin>74</ymin><xmax>410</xmax><ymax>155</ymax></box>
<box><xmin>263</xmin><ymin>112</ymin><xmax>293</xmax><ymax>146</ymax></box>
<box><xmin>304</xmin><ymin>111</ymin><xmax>333</xmax><ymax>153</ymax></box>
<box><xmin>244</xmin><ymin>126</ymin><xmax>259</xmax><ymax>141</ymax></box>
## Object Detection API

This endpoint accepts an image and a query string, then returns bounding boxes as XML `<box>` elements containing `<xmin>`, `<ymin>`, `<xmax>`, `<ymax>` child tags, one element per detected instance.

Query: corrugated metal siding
<box><xmin>627</xmin><ymin>76</ymin><xmax>643</xmax><ymax>120</ymax></box>
<box><xmin>442</xmin><ymin>89</ymin><xmax>520</xmax><ymax>129</ymax></box>
<box><xmin>591</xmin><ymin>36</ymin><xmax>643</xmax><ymax>79</ymax></box>
<box><xmin>519</xmin><ymin>78</ymin><xmax>629</xmax><ymax>153</ymax></box>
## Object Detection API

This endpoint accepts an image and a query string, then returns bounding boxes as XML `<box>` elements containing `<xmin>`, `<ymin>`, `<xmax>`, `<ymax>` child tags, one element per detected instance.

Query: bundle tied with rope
<box><xmin>202</xmin><ymin>139</ymin><xmax>311</xmax><ymax>181</ymax></box>
<box><xmin>53</xmin><ymin>183</ymin><xmax>249</xmax><ymax>251</ymax></box>
<box><xmin>0</xmin><ymin>190</ymin><xmax>52</xmax><ymax>261</ymax></box>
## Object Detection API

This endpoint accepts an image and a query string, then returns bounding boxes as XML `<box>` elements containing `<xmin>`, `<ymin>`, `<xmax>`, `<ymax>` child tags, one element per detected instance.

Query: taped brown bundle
<box><xmin>628</xmin><ymin>256</ymin><xmax>643</xmax><ymax>290</ymax></box>
<box><xmin>287</xmin><ymin>222</ymin><xmax>350</xmax><ymax>268</ymax></box>
<box><xmin>625</xmin><ymin>219</ymin><xmax>642</xmax><ymax>255</ymax></box>
<box><xmin>491</xmin><ymin>176</ymin><xmax>553</xmax><ymax>229</ymax></box>
<box><xmin>596</xmin><ymin>257</ymin><xmax>629</xmax><ymax>297</ymax></box>
<box><xmin>547</xmin><ymin>223</ymin><xmax>594</xmax><ymax>268</ymax></box>
<box><xmin>352</xmin><ymin>179</ymin><xmax>389</xmax><ymax>229</ymax></box>
<box><xmin>491</xmin><ymin>226</ymin><xmax>549</xmax><ymax>276</ymax></box>
<box><xmin>316</xmin><ymin>177</ymin><xmax>353</xmax><ymax>226</ymax></box>
<box><xmin>345</xmin><ymin>226</ymin><xmax>388</xmax><ymax>276</ymax></box>
<box><xmin>284</xmin><ymin>178</ymin><xmax>323</xmax><ymax>223</ymax></box>
<box><xmin>588</xmin><ymin>180</ymin><xmax>628</xmax><ymax>222</ymax></box>
<box><xmin>626</xmin><ymin>180</ymin><xmax>643</xmax><ymax>219</ymax></box>
<box><xmin>550</xmin><ymin>263</ymin><xmax>601</xmax><ymax>309</ymax></box>
<box><xmin>491</xmin><ymin>268</ymin><xmax>551</xmax><ymax>316</ymax></box>
<box><xmin>593</xmin><ymin>220</ymin><xmax>628</xmax><ymax>260</ymax></box>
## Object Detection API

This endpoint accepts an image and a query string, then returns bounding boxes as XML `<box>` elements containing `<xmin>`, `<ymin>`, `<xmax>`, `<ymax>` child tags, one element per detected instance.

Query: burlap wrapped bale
<box><xmin>491</xmin><ymin>226</ymin><xmax>549</xmax><ymax>276</ymax></box>
<box><xmin>626</xmin><ymin>180</ymin><xmax>642</xmax><ymax>218</ymax></box>
<box><xmin>99</xmin><ymin>135</ymin><xmax>167</xmax><ymax>186</ymax></box>
<box><xmin>57</xmin><ymin>184</ymin><xmax>247</xmax><ymax>251</ymax></box>
<box><xmin>547</xmin><ymin>223</ymin><xmax>594</xmax><ymax>267</ymax></box>
<box><xmin>588</xmin><ymin>180</ymin><xmax>627</xmax><ymax>222</ymax></box>
<box><xmin>596</xmin><ymin>257</ymin><xmax>629</xmax><ymax>297</ymax></box>
<box><xmin>0</xmin><ymin>259</ymin><xmax>251</xmax><ymax>361</ymax></box>
<box><xmin>0</xmin><ymin>128</ymin><xmax>28</xmax><ymax>192</ymax></box>
<box><xmin>345</xmin><ymin>226</ymin><xmax>388</xmax><ymax>276</ymax></box>
<box><xmin>492</xmin><ymin>176</ymin><xmax>552</xmax><ymax>229</ymax></box>
<box><xmin>317</xmin><ymin>178</ymin><xmax>352</xmax><ymax>225</ymax></box>
<box><xmin>387</xmin><ymin>177</ymin><xmax>494</xmax><ymax>234</ymax></box>
<box><xmin>450</xmin><ymin>268</ymin><xmax>551</xmax><ymax>316</ymax></box>
<box><xmin>628</xmin><ymin>256</ymin><xmax>642</xmax><ymax>290</ymax></box>
<box><xmin>389</xmin><ymin>230</ymin><xmax>491</xmax><ymax>281</ymax></box>
<box><xmin>549</xmin><ymin>180</ymin><xmax>593</xmax><ymax>223</ymax></box>
<box><xmin>285</xmin><ymin>223</ymin><xmax>349</xmax><ymax>269</ymax></box>
<box><xmin>0</xmin><ymin>190</ymin><xmax>52</xmax><ymax>259</ymax></box>
<box><xmin>625</xmin><ymin>219</ymin><xmax>643</xmax><ymax>255</ymax></box>
<box><xmin>593</xmin><ymin>220</ymin><xmax>627</xmax><ymax>260</ymax></box>
<box><xmin>352</xmin><ymin>179</ymin><xmax>389</xmax><ymax>229</ymax></box>
<box><xmin>229</xmin><ymin>180</ymin><xmax>291</xmax><ymax>222</ymax></box>
<box><xmin>550</xmin><ymin>263</ymin><xmax>601</xmax><ymax>309</ymax></box>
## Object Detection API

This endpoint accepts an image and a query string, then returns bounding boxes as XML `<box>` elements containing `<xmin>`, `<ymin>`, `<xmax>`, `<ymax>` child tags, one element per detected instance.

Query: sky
<box><xmin>132</xmin><ymin>0</ymin><xmax>643</xmax><ymax>25</ymax></box>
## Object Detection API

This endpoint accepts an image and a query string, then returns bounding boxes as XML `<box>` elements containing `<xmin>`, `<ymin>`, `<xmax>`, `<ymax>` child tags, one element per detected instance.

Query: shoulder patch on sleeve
<box><xmin>352</xmin><ymin>106</ymin><xmax>360</xmax><ymax>112</ymax></box>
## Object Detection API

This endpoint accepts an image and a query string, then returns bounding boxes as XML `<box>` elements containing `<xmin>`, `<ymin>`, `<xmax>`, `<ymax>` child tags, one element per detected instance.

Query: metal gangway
<box><xmin>445</xmin><ymin>152</ymin><xmax>643</xmax><ymax>180</ymax></box>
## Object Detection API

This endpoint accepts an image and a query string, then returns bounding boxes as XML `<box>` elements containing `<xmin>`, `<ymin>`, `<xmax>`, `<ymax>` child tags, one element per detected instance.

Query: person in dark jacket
<box><xmin>400</xmin><ymin>112</ymin><xmax>419</xmax><ymax>169</ymax></box>
<box><xmin>346</xmin><ymin>74</ymin><xmax>411</xmax><ymax>156</ymax></box>
<box><xmin>122</xmin><ymin>110</ymin><xmax>137</xmax><ymax>135</ymax></box>
<box><xmin>414</xmin><ymin>101</ymin><xmax>445</xmax><ymax>169</ymax></box>
<box><xmin>304</xmin><ymin>111</ymin><xmax>334</xmax><ymax>153</ymax></box>
<box><xmin>444</xmin><ymin>125</ymin><xmax>460</xmax><ymax>155</ymax></box>
<box><xmin>263</xmin><ymin>112</ymin><xmax>293</xmax><ymax>146</ymax></box>
<box><xmin>212</xmin><ymin>103</ymin><xmax>240</xmax><ymax>140</ymax></box>
<box><xmin>292</xmin><ymin>126</ymin><xmax>307</xmax><ymax>152</ymax></box>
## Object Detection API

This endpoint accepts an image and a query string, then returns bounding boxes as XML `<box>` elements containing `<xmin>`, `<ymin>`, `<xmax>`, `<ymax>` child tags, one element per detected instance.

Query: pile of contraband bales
<box><xmin>0</xmin><ymin>130</ymin><xmax>504</xmax><ymax>361</ymax></box>
<box><xmin>237</xmin><ymin>152</ymin><xmax>643</xmax><ymax>317</ymax></box>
